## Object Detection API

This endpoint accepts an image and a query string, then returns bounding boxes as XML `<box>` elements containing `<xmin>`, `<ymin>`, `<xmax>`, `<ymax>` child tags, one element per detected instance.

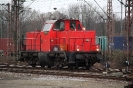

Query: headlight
<box><xmin>77</xmin><ymin>48</ymin><xmax>79</xmax><ymax>51</ymax></box>
<box><xmin>96</xmin><ymin>48</ymin><xmax>100</xmax><ymax>51</ymax></box>
<box><xmin>76</xmin><ymin>46</ymin><xmax>80</xmax><ymax>51</ymax></box>
<box><xmin>54</xmin><ymin>47</ymin><xmax>58</xmax><ymax>51</ymax></box>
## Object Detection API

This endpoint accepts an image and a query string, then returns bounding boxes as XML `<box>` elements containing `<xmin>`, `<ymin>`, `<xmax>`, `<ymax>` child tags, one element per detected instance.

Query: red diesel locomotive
<box><xmin>20</xmin><ymin>19</ymin><xmax>102</xmax><ymax>69</ymax></box>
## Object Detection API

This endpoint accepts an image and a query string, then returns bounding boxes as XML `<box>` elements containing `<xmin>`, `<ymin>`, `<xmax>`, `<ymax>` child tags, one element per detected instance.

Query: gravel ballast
<box><xmin>0</xmin><ymin>71</ymin><xmax>131</xmax><ymax>88</ymax></box>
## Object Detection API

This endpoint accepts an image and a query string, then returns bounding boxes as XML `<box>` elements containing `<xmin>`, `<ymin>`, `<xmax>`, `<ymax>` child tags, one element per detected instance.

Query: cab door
<box><xmin>40</xmin><ymin>32</ymin><xmax>50</xmax><ymax>52</ymax></box>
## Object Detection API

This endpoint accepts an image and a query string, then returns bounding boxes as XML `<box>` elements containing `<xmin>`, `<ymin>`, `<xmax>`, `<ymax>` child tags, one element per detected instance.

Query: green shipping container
<box><xmin>96</xmin><ymin>36</ymin><xmax>108</xmax><ymax>52</ymax></box>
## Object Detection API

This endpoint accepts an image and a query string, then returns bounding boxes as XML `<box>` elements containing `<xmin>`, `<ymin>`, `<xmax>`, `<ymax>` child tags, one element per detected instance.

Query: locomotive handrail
<box><xmin>22</xmin><ymin>32</ymin><xmax>41</xmax><ymax>51</ymax></box>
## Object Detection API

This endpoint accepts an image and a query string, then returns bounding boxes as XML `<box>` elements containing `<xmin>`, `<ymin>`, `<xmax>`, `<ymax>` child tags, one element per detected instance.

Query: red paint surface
<box><xmin>24</xmin><ymin>19</ymin><xmax>99</xmax><ymax>52</ymax></box>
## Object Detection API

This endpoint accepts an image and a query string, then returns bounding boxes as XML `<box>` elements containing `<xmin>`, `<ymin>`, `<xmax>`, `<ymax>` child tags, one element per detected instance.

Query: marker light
<box><xmin>96</xmin><ymin>48</ymin><xmax>100</xmax><ymax>51</ymax></box>
<box><xmin>82</xmin><ymin>27</ymin><xmax>86</xmax><ymax>31</ymax></box>
<box><xmin>77</xmin><ymin>49</ymin><xmax>79</xmax><ymax>51</ymax></box>
<box><xmin>96</xmin><ymin>45</ymin><xmax>100</xmax><ymax>51</ymax></box>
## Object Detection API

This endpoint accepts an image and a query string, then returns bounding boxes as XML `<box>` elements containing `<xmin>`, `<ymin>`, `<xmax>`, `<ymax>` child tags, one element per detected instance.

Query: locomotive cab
<box><xmin>52</xmin><ymin>19</ymin><xmax>83</xmax><ymax>31</ymax></box>
<box><xmin>42</xmin><ymin>19</ymin><xmax>83</xmax><ymax>32</ymax></box>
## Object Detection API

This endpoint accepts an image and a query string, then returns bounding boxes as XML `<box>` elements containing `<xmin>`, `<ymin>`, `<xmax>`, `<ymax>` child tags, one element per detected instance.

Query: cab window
<box><xmin>60</xmin><ymin>22</ymin><xmax>65</xmax><ymax>31</ymax></box>
<box><xmin>70</xmin><ymin>21</ymin><xmax>76</xmax><ymax>30</ymax></box>
<box><xmin>54</xmin><ymin>21</ymin><xmax>65</xmax><ymax>31</ymax></box>
<box><xmin>54</xmin><ymin>21</ymin><xmax>60</xmax><ymax>29</ymax></box>
<box><xmin>42</xmin><ymin>23</ymin><xmax>52</xmax><ymax>31</ymax></box>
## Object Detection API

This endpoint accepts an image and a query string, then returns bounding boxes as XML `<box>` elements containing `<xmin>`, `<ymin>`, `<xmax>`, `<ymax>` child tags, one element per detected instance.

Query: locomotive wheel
<box><xmin>48</xmin><ymin>65</ymin><xmax>51</xmax><ymax>68</ymax></box>
<box><xmin>68</xmin><ymin>64</ymin><xmax>74</xmax><ymax>69</ymax></box>
<box><xmin>31</xmin><ymin>64</ymin><xmax>36</xmax><ymax>67</ymax></box>
<box><xmin>75</xmin><ymin>60</ymin><xmax>79</xmax><ymax>69</ymax></box>
<box><xmin>74</xmin><ymin>63</ymin><xmax>78</xmax><ymax>69</ymax></box>
<box><xmin>41</xmin><ymin>65</ymin><xmax>45</xmax><ymax>68</ymax></box>
<box><xmin>40</xmin><ymin>64</ymin><xmax>45</xmax><ymax>68</ymax></box>
<box><xmin>75</xmin><ymin>65</ymin><xmax>79</xmax><ymax>69</ymax></box>
<box><xmin>85</xmin><ymin>65</ymin><xmax>90</xmax><ymax>70</ymax></box>
<box><xmin>27</xmin><ymin>59</ymin><xmax>36</xmax><ymax>67</ymax></box>
<box><xmin>38</xmin><ymin>53</ymin><xmax>54</xmax><ymax>67</ymax></box>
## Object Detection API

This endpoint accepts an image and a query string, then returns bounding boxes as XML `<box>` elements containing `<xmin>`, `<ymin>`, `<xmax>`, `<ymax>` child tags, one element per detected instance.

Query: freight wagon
<box><xmin>96</xmin><ymin>36</ymin><xmax>108</xmax><ymax>52</ymax></box>
<box><xmin>0</xmin><ymin>38</ymin><xmax>14</xmax><ymax>56</ymax></box>
<box><xmin>96</xmin><ymin>36</ymin><xmax>133</xmax><ymax>51</ymax></box>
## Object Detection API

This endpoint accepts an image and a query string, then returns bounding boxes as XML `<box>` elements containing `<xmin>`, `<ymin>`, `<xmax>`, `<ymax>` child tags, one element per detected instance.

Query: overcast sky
<box><xmin>0</xmin><ymin>0</ymin><xmax>124</xmax><ymax>17</ymax></box>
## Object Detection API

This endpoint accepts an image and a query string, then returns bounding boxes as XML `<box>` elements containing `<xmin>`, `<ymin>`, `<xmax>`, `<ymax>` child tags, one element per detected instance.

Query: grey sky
<box><xmin>0</xmin><ymin>0</ymin><xmax>124</xmax><ymax>17</ymax></box>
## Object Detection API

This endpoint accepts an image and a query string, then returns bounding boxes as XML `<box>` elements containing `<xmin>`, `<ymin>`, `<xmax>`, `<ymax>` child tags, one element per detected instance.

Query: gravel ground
<box><xmin>0</xmin><ymin>71</ymin><xmax>131</xmax><ymax>88</ymax></box>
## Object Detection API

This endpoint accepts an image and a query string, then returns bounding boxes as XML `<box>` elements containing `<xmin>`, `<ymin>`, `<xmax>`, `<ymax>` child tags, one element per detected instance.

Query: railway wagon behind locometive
<box><xmin>0</xmin><ymin>38</ymin><xmax>14</xmax><ymax>56</ymax></box>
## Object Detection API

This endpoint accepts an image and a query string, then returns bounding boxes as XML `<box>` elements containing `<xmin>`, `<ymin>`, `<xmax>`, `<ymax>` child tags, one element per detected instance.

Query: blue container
<box><xmin>97</xmin><ymin>36</ymin><xmax>133</xmax><ymax>51</ymax></box>
<box><xmin>113</xmin><ymin>36</ymin><xmax>125</xmax><ymax>50</ymax></box>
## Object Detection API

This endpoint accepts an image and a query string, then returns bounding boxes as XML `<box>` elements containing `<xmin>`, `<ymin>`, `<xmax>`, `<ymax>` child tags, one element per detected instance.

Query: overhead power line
<box><xmin>117</xmin><ymin>0</ymin><xmax>126</xmax><ymax>7</ymax></box>
<box><xmin>84</xmin><ymin>0</ymin><xmax>106</xmax><ymax>20</ymax></box>
<box><xmin>0</xmin><ymin>15</ymin><xmax>7</xmax><ymax>21</ymax></box>
<box><xmin>93</xmin><ymin>0</ymin><xmax>107</xmax><ymax>17</ymax></box>
<box><xmin>24</xmin><ymin>0</ymin><xmax>36</xmax><ymax>10</ymax></box>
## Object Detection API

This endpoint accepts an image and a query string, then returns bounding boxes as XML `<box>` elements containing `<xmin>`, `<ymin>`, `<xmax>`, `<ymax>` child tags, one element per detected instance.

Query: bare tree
<box><xmin>67</xmin><ymin>4</ymin><xmax>80</xmax><ymax>19</ymax></box>
<box><xmin>67</xmin><ymin>3</ymin><xmax>105</xmax><ymax>34</ymax></box>
<box><xmin>0</xmin><ymin>5</ymin><xmax>9</xmax><ymax>38</ymax></box>
<box><xmin>18</xmin><ymin>2</ymin><xmax>124</xmax><ymax>37</ymax></box>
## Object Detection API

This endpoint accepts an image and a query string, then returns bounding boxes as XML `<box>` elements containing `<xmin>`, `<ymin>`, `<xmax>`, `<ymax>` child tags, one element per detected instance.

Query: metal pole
<box><xmin>7</xmin><ymin>3</ymin><xmax>11</xmax><ymax>58</ymax></box>
<box><xmin>81</xmin><ymin>3</ymin><xmax>83</xmax><ymax>25</ymax></box>
<box><xmin>84</xmin><ymin>4</ymin><xmax>86</xmax><ymax>29</ymax></box>
<box><xmin>1</xmin><ymin>5</ymin><xmax>3</xmax><ymax>38</ymax></box>
<box><xmin>5</xmin><ymin>3</ymin><xmax>10</xmax><ymax>60</ymax></box>
<box><xmin>17</xmin><ymin>0</ymin><xmax>20</xmax><ymax>61</ymax></box>
<box><xmin>121</xmin><ymin>0</ymin><xmax>123</xmax><ymax>36</ymax></box>
<box><xmin>107</xmin><ymin>0</ymin><xmax>113</xmax><ymax>58</ymax></box>
<box><xmin>125</xmin><ymin>0</ymin><xmax>133</xmax><ymax>72</ymax></box>
<box><xmin>13</xmin><ymin>0</ymin><xmax>18</xmax><ymax>60</ymax></box>
<box><xmin>0</xmin><ymin>5</ymin><xmax>2</xmax><ymax>38</ymax></box>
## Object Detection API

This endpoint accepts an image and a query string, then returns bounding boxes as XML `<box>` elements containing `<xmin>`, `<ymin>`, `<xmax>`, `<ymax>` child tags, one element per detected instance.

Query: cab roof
<box><xmin>45</xmin><ymin>19</ymin><xmax>80</xmax><ymax>24</ymax></box>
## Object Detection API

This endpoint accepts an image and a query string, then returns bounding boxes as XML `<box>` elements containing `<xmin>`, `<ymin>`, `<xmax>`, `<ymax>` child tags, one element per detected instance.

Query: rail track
<box><xmin>0</xmin><ymin>62</ymin><xmax>133</xmax><ymax>82</ymax></box>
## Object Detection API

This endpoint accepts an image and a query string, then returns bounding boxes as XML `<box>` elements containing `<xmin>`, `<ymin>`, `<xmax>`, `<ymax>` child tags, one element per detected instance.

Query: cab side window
<box><xmin>54</xmin><ymin>21</ymin><xmax>65</xmax><ymax>31</ymax></box>
<box><xmin>60</xmin><ymin>22</ymin><xmax>65</xmax><ymax>31</ymax></box>
<box><xmin>70</xmin><ymin>22</ymin><xmax>76</xmax><ymax>30</ymax></box>
<box><xmin>54</xmin><ymin>21</ymin><xmax>60</xmax><ymax>29</ymax></box>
